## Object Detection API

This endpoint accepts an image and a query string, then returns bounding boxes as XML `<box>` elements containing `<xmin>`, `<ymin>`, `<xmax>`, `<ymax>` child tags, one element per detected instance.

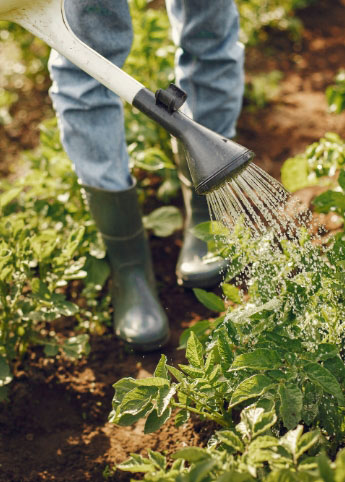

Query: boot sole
<box><xmin>177</xmin><ymin>271</ymin><xmax>224</xmax><ymax>289</ymax></box>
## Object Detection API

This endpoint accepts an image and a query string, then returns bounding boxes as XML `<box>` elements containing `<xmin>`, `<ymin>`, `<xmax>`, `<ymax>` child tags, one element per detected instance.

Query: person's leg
<box><xmin>48</xmin><ymin>0</ymin><xmax>169</xmax><ymax>349</ymax></box>
<box><xmin>48</xmin><ymin>0</ymin><xmax>132</xmax><ymax>190</ymax></box>
<box><xmin>166</xmin><ymin>0</ymin><xmax>245</xmax><ymax>287</ymax></box>
<box><xmin>165</xmin><ymin>0</ymin><xmax>244</xmax><ymax>138</ymax></box>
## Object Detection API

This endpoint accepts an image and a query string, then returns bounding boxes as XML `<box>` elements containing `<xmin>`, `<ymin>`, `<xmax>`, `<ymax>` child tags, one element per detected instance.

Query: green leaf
<box><xmin>186</xmin><ymin>332</ymin><xmax>204</xmax><ymax>368</ymax></box>
<box><xmin>0</xmin><ymin>187</ymin><xmax>22</xmax><ymax>208</ymax></box>
<box><xmin>230</xmin><ymin>349</ymin><xmax>281</xmax><ymax>371</ymax></box>
<box><xmin>278</xmin><ymin>384</ymin><xmax>303</xmax><ymax>430</ymax></box>
<box><xmin>62</xmin><ymin>334</ymin><xmax>90</xmax><ymax>359</ymax></box>
<box><xmin>114</xmin><ymin>404</ymin><xmax>154</xmax><ymax>426</ymax></box>
<box><xmin>303</xmin><ymin>362</ymin><xmax>345</xmax><ymax>405</ymax></box>
<box><xmin>0</xmin><ymin>357</ymin><xmax>12</xmax><ymax>387</ymax></box>
<box><xmin>317</xmin><ymin>453</ymin><xmax>335</xmax><ymax>482</ymax></box>
<box><xmin>178</xmin><ymin>364</ymin><xmax>204</xmax><ymax>378</ymax></box>
<box><xmin>222</xmin><ymin>283</ymin><xmax>242</xmax><ymax>304</ymax></box>
<box><xmin>144</xmin><ymin>406</ymin><xmax>172</xmax><ymax>434</ymax></box>
<box><xmin>172</xmin><ymin>447</ymin><xmax>209</xmax><ymax>463</ymax></box>
<box><xmin>120</xmin><ymin>386</ymin><xmax>157</xmax><ymax>415</ymax></box>
<box><xmin>217</xmin><ymin>329</ymin><xmax>234</xmax><ymax>372</ymax></box>
<box><xmin>175</xmin><ymin>409</ymin><xmax>189</xmax><ymax>427</ymax></box>
<box><xmin>296</xmin><ymin>430</ymin><xmax>320</xmax><ymax>460</ymax></box>
<box><xmin>117</xmin><ymin>454</ymin><xmax>155</xmax><ymax>473</ymax></box>
<box><xmin>279</xmin><ymin>425</ymin><xmax>303</xmax><ymax>457</ymax></box>
<box><xmin>281</xmin><ymin>155</ymin><xmax>310</xmax><ymax>192</ymax></box>
<box><xmin>188</xmin><ymin>458</ymin><xmax>217</xmax><ymax>482</ymax></box>
<box><xmin>143</xmin><ymin>206</ymin><xmax>183</xmax><ymax>237</ymax></box>
<box><xmin>84</xmin><ymin>256</ymin><xmax>110</xmax><ymax>287</ymax></box>
<box><xmin>156</xmin><ymin>385</ymin><xmax>176</xmax><ymax>416</ymax></box>
<box><xmin>133</xmin><ymin>377</ymin><xmax>170</xmax><ymax>388</ymax></box>
<box><xmin>44</xmin><ymin>343</ymin><xmax>59</xmax><ymax>357</ymax></box>
<box><xmin>154</xmin><ymin>354</ymin><xmax>169</xmax><ymax>379</ymax></box>
<box><xmin>338</xmin><ymin>169</ymin><xmax>345</xmax><ymax>191</ymax></box>
<box><xmin>230</xmin><ymin>374</ymin><xmax>274</xmax><ymax>407</ymax></box>
<box><xmin>193</xmin><ymin>288</ymin><xmax>225</xmax><ymax>312</ymax></box>
<box><xmin>55</xmin><ymin>300</ymin><xmax>79</xmax><ymax>317</ymax></box>
<box><xmin>313</xmin><ymin>191</ymin><xmax>345</xmax><ymax>214</ymax></box>
<box><xmin>147</xmin><ymin>449</ymin><xmax>166</xmax><ymax>470</ymax></box>
<box><xmin>167</xmin><ymin>365</ymin><xmax>184</xmax><ymax>382</ymax></box>
<box><xmin>217</xmin><ymin>430</ymin><xmax>244</xmax><ymax>452</ymax></box>
<box><xmin>335</xmin><ymin>448</ymin><xmax>345</xmax><ymax>482</ymax></box>
<box><xmin>191</xmin><ymin>221</ymin><xmax>230</xmax><ymax>243</ymax></box>
<box><xmin>236</xmin><ymin>406</ymin><xmax>277</xmax><ymax>441</ymax></box>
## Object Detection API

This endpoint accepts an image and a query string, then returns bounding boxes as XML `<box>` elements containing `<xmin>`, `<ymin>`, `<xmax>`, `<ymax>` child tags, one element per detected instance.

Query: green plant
<box><xmin>281</xmin><ymin>133</ymin><xmax>345</xmax><ymax>192</ymax></box>
<box><xmin>326</xmin><ymin>70</ymin><xmax>345</xmax><ymax>115</ymax></box>
<box><xmin>111</xmin><ymin>174</ymin><xmax>345</xmax><ymax>479</ymax></box>
<box><xmin>244</xmin><ymin>71</ymin><xmax>283</xmax><ymax>110</ymax></box>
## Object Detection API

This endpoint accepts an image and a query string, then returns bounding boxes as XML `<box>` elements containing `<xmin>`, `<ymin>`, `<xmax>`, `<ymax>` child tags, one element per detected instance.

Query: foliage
<box><xmin>281</xmin><ymin>133</ymin><xmax>345</xmax><ymax>192</ymax></box>
<box><xmin>326</xmin><ymin>70</ymin><xmax>345</xmax><ymax>115</ymax></box>
<box><xmin>244</xmin><ymin>71</ymin><xmax>283</xmax><ymax>110</ymax></box>
<box><xmin>113</xmin><ymin>170</ymin><xmax>345</xmax><ymax>479</ymax></box>
<box><xmin>237</xmin><ymin>0</ymin><xmax>318</xmax><ymax>45</ymax></box>
<box><xmin>0</xmin><ymin>87</ymin><xmax>18</xmax><ymax>125</ymax></box>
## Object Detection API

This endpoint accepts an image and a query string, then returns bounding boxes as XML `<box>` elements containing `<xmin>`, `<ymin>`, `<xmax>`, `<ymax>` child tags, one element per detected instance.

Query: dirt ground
<box><xmin>1</xmin><ymin>0</ymin><xmax>345</xmax><ymax>480</ymax></box>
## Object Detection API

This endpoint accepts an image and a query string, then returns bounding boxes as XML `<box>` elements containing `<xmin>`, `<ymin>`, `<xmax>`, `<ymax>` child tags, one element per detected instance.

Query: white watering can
<box><xmin>0</xmin><ymin>0</ymin><xmax>254</xmax><ymax>194</ymax></box>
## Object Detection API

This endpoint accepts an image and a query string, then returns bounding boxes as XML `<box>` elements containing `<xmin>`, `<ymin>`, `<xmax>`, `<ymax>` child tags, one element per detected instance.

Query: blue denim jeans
<box><xmin>48</xmin><ymin>0</ymin><xmax>244</xmax><ymax>191</ymax></box>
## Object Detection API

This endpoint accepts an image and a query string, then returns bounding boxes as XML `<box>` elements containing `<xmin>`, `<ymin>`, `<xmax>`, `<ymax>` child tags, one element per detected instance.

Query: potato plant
<box><xmin>112</xmin><ymin>160</ymin><xmax>345</xmax><ymax>480</ymax></box>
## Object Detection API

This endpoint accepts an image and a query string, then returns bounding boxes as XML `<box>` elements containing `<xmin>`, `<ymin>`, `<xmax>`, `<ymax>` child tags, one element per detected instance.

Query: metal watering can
<box><xmin>0</xmin><ymin>0</ymin><xmax>254</xmax><ymax>194</ymax></box>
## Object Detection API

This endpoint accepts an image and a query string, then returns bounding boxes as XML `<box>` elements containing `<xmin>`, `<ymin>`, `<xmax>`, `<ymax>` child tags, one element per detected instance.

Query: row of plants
<box><xmin>109</xmin><ymin>143</ymin><xmax>345</xmax><ymax>479</ymax></box>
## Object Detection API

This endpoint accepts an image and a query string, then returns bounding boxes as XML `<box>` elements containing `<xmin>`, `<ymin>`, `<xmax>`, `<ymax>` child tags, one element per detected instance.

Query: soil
<box><xmin>1</xmin><ymin>0</ymin><xmax>345</xmax><ymax>480</ymax></box>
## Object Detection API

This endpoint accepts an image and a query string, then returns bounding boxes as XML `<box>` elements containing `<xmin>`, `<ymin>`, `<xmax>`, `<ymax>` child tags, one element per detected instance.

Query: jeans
<box><xmin>48</xmin><ymin>0</ymin><xmax>244</xmax><ymax>191</ymax></box>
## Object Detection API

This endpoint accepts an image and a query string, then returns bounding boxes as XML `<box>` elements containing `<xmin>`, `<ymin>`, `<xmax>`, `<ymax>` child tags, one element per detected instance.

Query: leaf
<box><xmin>317</xmin><ymin>452</ymin><xmax>335</xmax><ymax>482</ymax></box>
<box><xmin>120</xmin><ymin>386</ymin><xmax>157</xmax><ymax>415</ymax></box>
<box><xmin>193</xmin><ymin>288</ymin><xmax>225</xmax><ymax>312</ymax></box>
<box><xmin>154</xmin><ymin>354</ymin><xmax>169</xmax><ymax>379</ymax></box>
<box><xmin>303</xmin><ymin>362</ymin><xmax>345</xmax><ymax>405</ymax></box>
<box><xmin>279</xmin><ymin>425</ymin><xmax>303</xmax><ymax>457</ymax></box>
<box><xmin>335</xmin><ymin>448</ymin><xmax>345</xmax><ymax>482</ymax></box>
<box><xmin>296</xmin><ymin>430</ymin><xmax>320</xmax><ymax>460</ymax></box>
<box><xmin>278</xmin><ymin>384</ymin><xmax>303</xmax><ymax>430</ymax></box>
<box><xmin>191</xmin><ymin>221</ymin><xmax>230</xmax><ymax>242</ymax></box>
<box><xmin>156</xmin><ymin>385</ymin><xmax>176</xmax><ymax>416</ymax></box>
<box><xmin>167</xmin><ymin>365</ymin><xmax>185</xmax><ymax>382</ymax></box>
<box><xmin>230</xmin><ymin>374</ymin><xmax>274</xmax><ymax>407</ymax></box>
<box><xmin>236</xmin><ymin>406</ymin><xmax>277</xmax><ymax>441</ymax></box>
<box><xmin>313</xmin><ymin>191</ymin><xmax>345</xmax><ymax>214</ymax></box>
<box><xmin>217</xmin><ymin>329</ymin><xmax>234</xmax><ymax>372</ymax></box>
<box><xmin>117</xmin><ymin>454</ymin><xmax>155</xmax><ymax>473</ymax></box>
<box><xmin>216</xmin><ymin>430</ymin><xmax>244</xmax><ymax>452</ymax></box>
<box><xmin>178</xmin><ymin>364</ymin><xmax>204</xmax><ymax>378</ymax></box>
<box><xmin>0</xmin><ymin>357</ymin><xmax>12</xmax><ymax>387</ymax></box>
<box><xmin>179</xmin><ymin>320</ymin><xmax>211</xmax><ymax>350</ymax></box>
<box><xmin>222</xmin><ymin>283</ymin><xmax>242</xmax><ymax>304</ymax></box>
<box><xmin>143</xmin><ymin>206</ymin><xmax>183</xmax><ymax>237</ymax></box>
<box><xmin>230</xmin><ymin>349</ymin><xmax>281</xmax><ymax>371</ymax></box>
<box><xmin>114</xmin><ymin>404</ymin><xmax>154</xmax><ymax>426</ymax></box>
<box><xmin>186</xmin><ymin>332</ymin><xmax>204</xmax><ymax>368</ymax></box>
<box><xmin>55</xmin><ymin>300</ymin><xmax>79</xmax><ymax>317</ymax></box>
<box><xmin>172</xmin><ymin>447</ymin><xmax>209</xmax><ymax>463</ymax></box>
<box><xmin>84</xmin><ymin>256</ymin><xmax>110</xmax><ymax>287</ymax></box>
<box><xmin>44</xmin><ymin>343</ymin><xmax>59</xmax><ymax>357</ymax></box>
<box><xmin>62</xmin><ymin>334</ymin><xmax>90</xmax><ymax>359</ymax></box>
<box><xmin>281</xmin><ymin>155</ymin><xmax>310</xmax><ymax>192</ymax></box>
<box><xmin>188</xmin><ymin>458</ymin><xmax>217</xmax><ymax>482</ymax></box>
<box><xmin>147</xmin><ymin>449</ymin><xmax>166</xmax><ymax>470</ymax></box>
<box><xmin>174</xmin><ymin>409</ymin><xmax>189</xmax><ymax>427</ymax></box>
<box><xmin>144</xmin><ymin>406</ymin><xmax>172</xmax><ymax>434</ymax></box>
<box><xmin>133</xmin><ymin>377</ymin><xmax>170</xmax><ymax>388</ymax></box>
<box><xmin>0</xmin><ymin>187</ymin><xmax>22</xmax><ymax>208</ymax></box>
<box><xmin>339</xmin><ymin>169</ymin><xmax>345</xmax><ymax>191</ymax></box>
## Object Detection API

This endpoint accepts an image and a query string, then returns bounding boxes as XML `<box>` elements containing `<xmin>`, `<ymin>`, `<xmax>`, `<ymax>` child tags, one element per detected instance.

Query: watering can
<box><xmin>0</xmin><ymin>0</ymin><xmax>254</xmax><ymax>194</ymax></box>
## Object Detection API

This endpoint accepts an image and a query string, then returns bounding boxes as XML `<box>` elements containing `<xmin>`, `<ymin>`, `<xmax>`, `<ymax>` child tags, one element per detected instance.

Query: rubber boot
<box><xmin>172</xmin><ymin>138</ymin><xmax>229</xmax><ymax>288</ymax></box>
<box><xmin>83</xmin><ymin>182</ymin><xmax>170</xmax><ymax>352</ymax></box>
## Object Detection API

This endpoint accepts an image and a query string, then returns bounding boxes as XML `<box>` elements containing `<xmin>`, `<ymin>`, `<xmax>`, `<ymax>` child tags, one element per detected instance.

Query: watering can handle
<box><xmin>1</xmin><ymin>0</ymin><xmax>145</xmax><ymax>104</ymax></box>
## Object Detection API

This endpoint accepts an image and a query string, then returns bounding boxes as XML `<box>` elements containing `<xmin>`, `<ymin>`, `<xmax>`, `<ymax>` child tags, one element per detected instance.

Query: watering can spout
<box><xmin>0</xmin><ymin>0</ymin><xmax>254</xmax><ymax>195</ymax></box>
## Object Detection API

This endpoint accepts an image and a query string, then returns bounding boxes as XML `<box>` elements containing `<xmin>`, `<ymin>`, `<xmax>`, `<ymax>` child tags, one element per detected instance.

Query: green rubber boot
<box><xmin>83</xmin><ymin>182</ymin><xmax>170</xmax><ymax>352</ymax></box>
<box><xmin>172</xmin><ymin>138</ymin><xmax>229</xmax><ymax>288</ymax></box>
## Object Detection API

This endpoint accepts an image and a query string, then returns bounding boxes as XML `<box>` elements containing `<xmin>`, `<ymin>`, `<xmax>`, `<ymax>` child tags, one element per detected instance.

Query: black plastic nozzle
<box><xmin>133</xmin><ymin>87</ymin><xmax>254</xmax><ymax>194</ymax></box>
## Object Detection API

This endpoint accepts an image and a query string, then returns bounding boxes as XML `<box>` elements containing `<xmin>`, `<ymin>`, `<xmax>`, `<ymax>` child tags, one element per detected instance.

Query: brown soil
<box><xmin>1</xmin><ymin>0</ymin><xmax>345</xmax><ymax>480</ymax></box>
